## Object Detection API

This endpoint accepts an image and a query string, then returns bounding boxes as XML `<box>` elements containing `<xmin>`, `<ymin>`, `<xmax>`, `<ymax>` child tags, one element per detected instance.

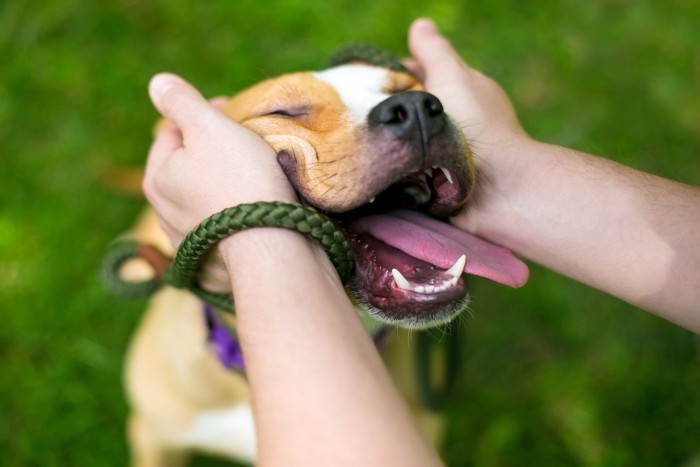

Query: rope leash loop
<box><xmin>100</xmin><ymin>241</ymin><xmax>161</xmax><ymax>298</ymax></box>
<box><xmin>103</xmin><ymin>201</ymin><xmax>354</xmax><ymax>313</ymax></box>
<box><xmin>167</xmin><ymin>201</ymin><xmax>353</xmax><ymax>287</ymax></box>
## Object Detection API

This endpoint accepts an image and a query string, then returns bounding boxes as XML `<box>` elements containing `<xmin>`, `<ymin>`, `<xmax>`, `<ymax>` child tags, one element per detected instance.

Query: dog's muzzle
<box><xmin>368</xmin><ymin>91</ymin><xmax>446</xmax><ymax>146</ymax></box>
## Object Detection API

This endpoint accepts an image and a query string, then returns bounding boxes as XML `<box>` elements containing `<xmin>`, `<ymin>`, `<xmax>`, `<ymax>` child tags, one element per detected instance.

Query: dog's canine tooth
<box><xmin>368</xmin><ymin>196</ymin><xmax>376</xmax><ymax>203</ymax></box>
<box><xmin>446</xmin><ymin>254</ymin><xmax>466</xmax><ymax>278</ymax></box>
<box><xmin>391</xmin><ymin>269</ymin><xmax>411</xmax><ymax>290</ymax></box>
<box><xmin>440</xmin><ymin>167</ymin><xmax>453</xmax><ymax>184</ymax></box>
<box><xmin>393</xmin><ymin>256</ymin><xmax>465</xmax><ymax>294</ymax></box>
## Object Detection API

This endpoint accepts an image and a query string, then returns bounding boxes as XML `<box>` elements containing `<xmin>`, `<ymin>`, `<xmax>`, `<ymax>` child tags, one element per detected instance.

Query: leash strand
<box><xmin>102</xmin><ymin>201</ymin><xmax>353</xmax><ymax>313</ymax></box>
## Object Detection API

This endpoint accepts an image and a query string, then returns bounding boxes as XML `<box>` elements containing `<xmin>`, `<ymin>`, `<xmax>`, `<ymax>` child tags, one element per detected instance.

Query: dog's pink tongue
<box><xmin>350</xmin><ymin>210</ymin><xmax>529</xmax><ymax>287</ymax></box>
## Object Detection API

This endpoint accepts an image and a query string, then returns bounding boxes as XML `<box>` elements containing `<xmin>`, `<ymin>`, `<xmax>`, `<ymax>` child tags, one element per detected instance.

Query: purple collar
<box><xmin>203</xmin><ymin>304</ymin><xmax>245</xmax><ymax>372</ymax></box>
<box><xmin>203</xmin><ymin>304</ymin><xmax>392</xmax><ymax>373</ymax></box>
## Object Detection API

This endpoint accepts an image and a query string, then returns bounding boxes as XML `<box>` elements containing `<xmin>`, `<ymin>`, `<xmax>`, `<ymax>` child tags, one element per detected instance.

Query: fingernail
<box><xmin>209</xmin><ymin>96</ymin><xmax>229</xmax><ymax>109</ymax></box>
<box><xmin>149</xmin><ymin>73</ymin><xmax>179</xmax><ymax>104</ymax></box>
<box><xmin>416</xmin><ymin>17</ymin><xmax>438</xmax><ymax>34</ymax></box>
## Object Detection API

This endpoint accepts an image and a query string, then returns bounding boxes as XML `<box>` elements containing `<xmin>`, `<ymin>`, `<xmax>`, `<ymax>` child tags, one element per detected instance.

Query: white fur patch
<box><xmin>313</xmin><ymin>64</ymin><xmax>391</xmax><ymax>123</ymax></box>
<box><xmin>184</xmin><ymin>403</ymin><xmax>257</xmax><ymax>462</ymax></box>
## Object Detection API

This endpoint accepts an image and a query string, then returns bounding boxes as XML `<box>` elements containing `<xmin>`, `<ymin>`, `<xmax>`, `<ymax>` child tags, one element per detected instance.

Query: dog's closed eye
<box><xmin>264</xmin><ymin>107</ymin><xmax>309</xmax><ymax>118</ymax></box>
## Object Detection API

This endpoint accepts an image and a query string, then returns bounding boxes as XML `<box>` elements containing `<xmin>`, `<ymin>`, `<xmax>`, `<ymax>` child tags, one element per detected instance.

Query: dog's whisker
<box><xmin>307</xmin><ymin>173</ymin><xmax>339</xmax><ymax>193</ymax></box>
<box><xmin>305</xmin><ymin>159</ymin><xmax>344</xmax><ymax>167</ymax></box>
<box><xmin>316</xmin><ymin>181</ymin><xmax>346</xmax><ymax>203</ymax></box>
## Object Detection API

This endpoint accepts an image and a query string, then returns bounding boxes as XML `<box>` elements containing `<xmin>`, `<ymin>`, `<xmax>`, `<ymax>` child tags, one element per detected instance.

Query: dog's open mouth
<box><xmin>334</xmin><ymin>166</ymin><xmax>529</xmax><ymax>326</ymax></box>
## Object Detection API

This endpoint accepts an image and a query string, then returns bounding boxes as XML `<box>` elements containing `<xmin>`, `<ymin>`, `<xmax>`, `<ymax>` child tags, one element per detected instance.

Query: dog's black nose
<box><xmin>368</xmin><ymin>91</ymin><xmax>446</xmax><ymax>141</ymax></box>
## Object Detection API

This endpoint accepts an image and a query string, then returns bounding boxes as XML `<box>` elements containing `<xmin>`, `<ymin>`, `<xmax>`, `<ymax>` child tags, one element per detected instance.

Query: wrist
<box><xmin>219</xmin><ymin>227</ymin><xmax>339</xmax><ymax>290</ymax></box>
<box><xmin>457</xmin><ymin>134</ymin><xmax>538</xmax><ymax>238</ymax></box>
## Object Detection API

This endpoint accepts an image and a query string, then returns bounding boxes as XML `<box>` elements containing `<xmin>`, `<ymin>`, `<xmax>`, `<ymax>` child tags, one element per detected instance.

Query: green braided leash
<box><xmin>328</xmin><ymin>43</ymin><xmax>416</xmax><ymax>77</ymax></box>
<box><xmin>101</xmin><ymin>44</ymin><xmax>461</xmax><ymax>410</ymax></box>
<box><xmin>101</xmin><ymin>242</ymin><xmax>161</xmax><ymax>298</ymax></box>
<box><xmin>102</xmin><ymin>43</ymin><xmax>404</xmax><ymax>310</ymax></box>
<box><xmin>102</xmin><ymin>202</ymin><xmax>353</xmax><ymax>313</ymax></box>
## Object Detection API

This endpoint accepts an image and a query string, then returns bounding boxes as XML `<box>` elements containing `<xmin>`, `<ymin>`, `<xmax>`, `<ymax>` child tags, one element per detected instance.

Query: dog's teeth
<box><xmin>391</xmin><ymin>269</ymin><xmax>411</xmax><ymax>290</ymax></box>
<box><xmin>405</xmin><ymin>186</ymin><xmax>431</xmax><ymax>204</ymax></box>
<box><xmin>395</xmin><ymin>257</ymin><xmax>465</xmax><ymax>295</ymax></box>
<box><xmin>424</xmin><ymin>168</ymin><xmax>434</xmax><ymax>178</ymax></box>
<box><xmin>446</xmin><ymin>254</ymin><xmax>466</xmax><ymax>278</ymax></box>
<box><xmin>440</xmin><ymin>167</ymin><xmax>453</xmax><ymax>184</ymax></box>
<box><xmin>368</xmin><ymin>197</ymin><xmax>375</xmax><ymax>203</ymax></box>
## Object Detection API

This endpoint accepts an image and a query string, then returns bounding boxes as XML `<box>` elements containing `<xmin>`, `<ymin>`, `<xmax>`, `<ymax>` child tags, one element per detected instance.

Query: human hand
<box><xmin>407</xmin><ymin>19</ymin><xmax>528</xmax><ymax>158</ymax></box>
<box><xmin>406</xmin><ymin>20</ymin><xmax>700</xmax><ymax>327</ymax></box>
<box><xmin>144</xmin><ymin>73</ymin><xmax>298</xmax><ymax>247</ymax></box>
<box><xmin>143</xmin><ymin>73</ymin><xmax>298</xmax><ymax>290</ymax></box>
<box><xmin>406</xmin><ymin>19</ymin><xmax>532</xmax><ymax>230</ymax></box>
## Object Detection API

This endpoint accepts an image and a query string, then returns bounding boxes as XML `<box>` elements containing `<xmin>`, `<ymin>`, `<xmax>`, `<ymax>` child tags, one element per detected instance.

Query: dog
<box><xmin>122</xmin><ymin>47</ymin><xmax>529</xmax><ymax>466</ymax></box>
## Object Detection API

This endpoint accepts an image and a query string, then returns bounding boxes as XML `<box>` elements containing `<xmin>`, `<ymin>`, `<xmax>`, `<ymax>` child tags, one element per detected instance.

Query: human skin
<box><xmin>407</xmin><ymin>19</ymin><xmax>700</xmax><ymax>332</ymax></box>
<box><xmin>142</xmin><ymin>18</ymin><xmax>700</xmax><ymax>464</ymax></box>
<box><xmin>144</xmin><ymin>73</ymin><xmax>442</xmax><ymax>466</ymax></box>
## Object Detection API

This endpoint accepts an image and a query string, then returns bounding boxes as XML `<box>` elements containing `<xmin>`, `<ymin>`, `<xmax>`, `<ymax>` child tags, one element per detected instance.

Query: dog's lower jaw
<box><xmin>349</xmin><ymin>283</ymin><xmax>471</xmax><ymax>330</ymax></box>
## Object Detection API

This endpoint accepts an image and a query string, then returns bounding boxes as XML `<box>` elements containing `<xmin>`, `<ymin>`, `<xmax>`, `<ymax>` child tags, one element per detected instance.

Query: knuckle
<box><xmin>141</xmin><ymin>172</ymin><xmax>157</xmax><ymax>203</ymax></box>
<box><xmin>142</xmin><ymin>164</ymin><xmax>167</xmax><ymax>205</ymax></box>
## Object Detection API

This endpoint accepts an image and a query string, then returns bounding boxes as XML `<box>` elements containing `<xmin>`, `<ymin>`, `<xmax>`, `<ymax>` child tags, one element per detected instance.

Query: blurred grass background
<box><xmin>2</xmin><ymin>0</ymin><xmax>699</xmax><ymax>465</ymax></box>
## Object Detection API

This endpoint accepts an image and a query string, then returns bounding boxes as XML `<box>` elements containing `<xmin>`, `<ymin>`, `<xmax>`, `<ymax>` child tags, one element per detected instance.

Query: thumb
<box><xmin>408</xmin><ymin>19</ymin><xmax>467</xmax><ymax>87</ymax></box>
<box><xmin>148</xmin><ymin>73</ymin><xmax>221</xmax><ymax>133</ymax></box>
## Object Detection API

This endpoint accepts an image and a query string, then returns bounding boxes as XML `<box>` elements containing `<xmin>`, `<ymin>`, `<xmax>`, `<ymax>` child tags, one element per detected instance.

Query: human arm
<box><xmin>407</xmin><ymin>19</ymin><xmax>700</xmax><ymax>332</ymax></box>
<box><xmin>144</xmin><ymin>73</ymin><xmax>442</xmax><ymax>466</ymax></box>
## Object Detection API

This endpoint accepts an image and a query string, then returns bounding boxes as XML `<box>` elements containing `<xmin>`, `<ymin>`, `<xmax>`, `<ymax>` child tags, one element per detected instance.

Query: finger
<box><xmin>401</xmin><ymin>58</ymin><xmax>425</xmax><ymax>81</ymax></box>
<box><xmin>146</xmin><ymin>123</ymin><xmax>183</xmax><ymax>168</ymax></box>
<box><xmin>407</xmin><ymin>19</ymin><xmax>467</xmax><ymax>84</ymax></box>
<box><xmin>148</xmin><ymin>73</ymin><xmax>223</xmax><ymax>134</ymax></box>
<box><xmin>143</xmin><ymin>125</ymin><xmax>183</xmax><ymax>203</ymax></box>
<box><xmin>210</xmin><ymin>96</ymin><xmax>229</xmax><ymax>109</ymax></box>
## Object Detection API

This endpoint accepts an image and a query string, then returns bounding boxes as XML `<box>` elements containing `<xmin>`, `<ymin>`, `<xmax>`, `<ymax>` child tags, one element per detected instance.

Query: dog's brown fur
<box><xmin>124</xmin><ymin>64</ymin><xmax>463</xmax><ymax>465</ymax></box>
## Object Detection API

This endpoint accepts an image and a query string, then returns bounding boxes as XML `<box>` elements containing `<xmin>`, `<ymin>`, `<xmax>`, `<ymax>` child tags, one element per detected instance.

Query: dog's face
<box><xmin>220</xmin><ymin>62</ymin><xmax>527</xmax><ymax>328</ymax></box>
<box><xmin>223</xmin><ymin>64</ymin><xmax>473</xmax><ymax>214</ymax></box>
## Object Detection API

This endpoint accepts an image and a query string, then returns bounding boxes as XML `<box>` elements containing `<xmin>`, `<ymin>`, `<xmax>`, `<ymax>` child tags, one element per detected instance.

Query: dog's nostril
<box><xmin>423</xmin><ymin>95</ymin><xmax>443</xmax><ymax>117</ymax></box>
<box><xmin>369</xmin><ymin>91</ymin><xmax>446</xmax><ymax>139</ymax></box>
<box><xmin>394</xmin><ymin>106</ymin><xmax>408</xmax><ymax>123</ymax></box>
<box><xmin>382</xmin><ymin>104</ymin><xmax>408</xmax><ymax>124</ymax></box>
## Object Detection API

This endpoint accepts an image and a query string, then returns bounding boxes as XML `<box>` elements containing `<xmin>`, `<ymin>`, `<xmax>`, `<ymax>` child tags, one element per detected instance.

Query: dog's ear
<box><xmin>327</xmin><ymin>43</ymin><xmax>415</xmax><ymax>77</ymax></box>
<box><xmin>99</xmin><ymin>167</ymin><xmax>145</xmax><ymax>197</ymax></box>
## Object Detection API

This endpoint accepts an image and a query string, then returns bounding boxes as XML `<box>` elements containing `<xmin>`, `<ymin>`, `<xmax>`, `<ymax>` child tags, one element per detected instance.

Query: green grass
<box><xmin>2</xmin><ymin>0</ymin><xmax>700</xmax><ymax>465</ymax></box>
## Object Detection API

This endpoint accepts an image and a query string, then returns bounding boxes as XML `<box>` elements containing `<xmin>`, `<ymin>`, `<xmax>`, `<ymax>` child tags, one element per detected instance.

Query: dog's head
<box><xmin>219</xmin><ymin>45</ymin><xmax>528</xmax><ymax>328</ymax></box>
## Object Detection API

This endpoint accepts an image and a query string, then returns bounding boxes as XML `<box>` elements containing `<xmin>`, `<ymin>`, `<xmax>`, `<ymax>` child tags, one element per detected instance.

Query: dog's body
<box><xmin>125</xmin><ymin>219</ymin><xmax>441</xmax><ymax>464</ymax></box>
<box><xmin>124</xmin><ymin>56</ymin><xmax>528</xmax><ymax>465</ymax></box>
